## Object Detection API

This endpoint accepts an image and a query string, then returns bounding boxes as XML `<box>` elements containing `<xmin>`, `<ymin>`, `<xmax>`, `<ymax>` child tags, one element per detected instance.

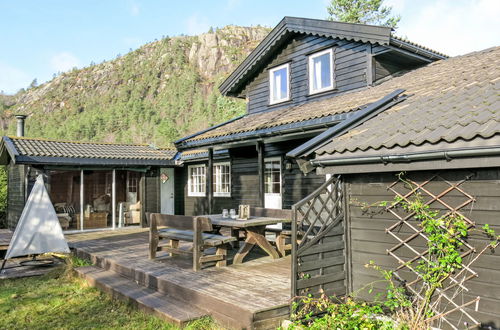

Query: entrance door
<box><xmin>160</xmin><ymin>168</ymin><xmax>175</xmax><ymax>214</ymax></box>
<box><xmin>264</xmin><ymin>158</ymin><xmax>282</xmax><ymax>209</ymax></box>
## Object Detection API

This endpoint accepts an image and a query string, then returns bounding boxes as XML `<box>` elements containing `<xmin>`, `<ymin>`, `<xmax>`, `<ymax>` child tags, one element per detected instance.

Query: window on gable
<box><xmin>213</xmin><ymin>162</ymin><xmax>231</xmax><ymax>197</ymax></box>
<box><xmin>188</xmin><ymin>164</ymin><xmax>206</xmax><ymax>197</ymax></box>
<box><xmin>269</xmin><ymin>63</ymin><xmax>290</xmax><ymax>104</ymax></box>
<box><xmin>309</xmin><ymin>48</ymin><xmax>334</xmax><ymax>94</ymax></box>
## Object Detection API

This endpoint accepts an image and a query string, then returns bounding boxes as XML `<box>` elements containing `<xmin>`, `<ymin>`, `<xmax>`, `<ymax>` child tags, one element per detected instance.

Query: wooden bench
<box><xmin>250</xmin><ymin>207</ymin><xmax>293</xmax><ymax>257</ymax></box>
<box><xmin>149</xmin><ymin>213</ymin><xmax>236</xmax><ymax>271</ymax></box>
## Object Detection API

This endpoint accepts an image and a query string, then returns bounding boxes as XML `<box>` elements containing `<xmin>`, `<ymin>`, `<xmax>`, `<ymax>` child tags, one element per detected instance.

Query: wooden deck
<box><xmin>0</xmin><ymin>229</ymin><xmax>13</xmax><ymax>251</ymax></box>
<box><xmin>67</xmin><ymin>228</ymin><xmax>291</xmax><ymax>329</ymax></box>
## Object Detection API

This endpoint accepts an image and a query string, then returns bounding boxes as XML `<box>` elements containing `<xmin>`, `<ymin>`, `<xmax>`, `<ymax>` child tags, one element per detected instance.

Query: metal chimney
<box><xmin>15</xmin><ymin>115</ymin><xmax>27</xmax><ymax>137</ymax></box>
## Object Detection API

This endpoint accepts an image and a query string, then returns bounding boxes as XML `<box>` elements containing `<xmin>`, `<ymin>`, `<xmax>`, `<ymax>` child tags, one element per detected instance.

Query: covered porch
<box><xmin>47</xmin><ymin>168</ymin><xmax>144</xmax><ymax>231</ymax></box>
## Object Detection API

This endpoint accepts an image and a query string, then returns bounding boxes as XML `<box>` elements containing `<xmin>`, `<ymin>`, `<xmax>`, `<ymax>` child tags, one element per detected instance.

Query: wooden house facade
<box><xmin>174</xmin><ymin>17</ymin><xmax>446</xmax><ymax>216</ymax></box>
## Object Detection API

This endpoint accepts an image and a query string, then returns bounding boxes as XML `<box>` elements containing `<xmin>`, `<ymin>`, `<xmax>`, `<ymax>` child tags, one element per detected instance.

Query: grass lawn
<box><xmin>0</xmin><ymin>258</ymin><xmax>217</xmax><ymax>330</ymax></box>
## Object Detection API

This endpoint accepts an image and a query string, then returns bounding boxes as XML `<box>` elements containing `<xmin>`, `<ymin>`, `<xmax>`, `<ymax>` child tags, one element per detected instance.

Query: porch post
<box><xmin>140</xmin><ymin>172</ymin><xmax>146</xmax><ymax>227</ymax></box>
<box><xmin>80</xmin><ymin>169</ymin><xmax>84</xmax><ymax>231</ymax></box>
<box><xmin>112</xmin><ymin>169</ymin><xmax>116</xmax><ymax>229</ymax></box>
<box><xmin>207</xmin><ymin>148</ymin><xmax>213</xmax><ymax>214</ymax></box>
<box><xmin>257</xmin><ymin>141</ymin><xmax>265</xmax><ymax>207</ymax></box>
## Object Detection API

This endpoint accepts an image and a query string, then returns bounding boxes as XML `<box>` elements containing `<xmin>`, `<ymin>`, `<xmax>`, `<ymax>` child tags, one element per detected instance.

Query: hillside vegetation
<box><xmin>0</xmin><ymin>25</ymin><xmax>269</xmax><ymax>146</ymax></box>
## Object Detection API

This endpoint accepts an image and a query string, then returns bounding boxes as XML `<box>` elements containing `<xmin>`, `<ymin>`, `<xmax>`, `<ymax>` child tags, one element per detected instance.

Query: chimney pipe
<box><xmin>15</xmin><ymin>115</ymin><xmax>27</xmax><ymax>137</ymax></box>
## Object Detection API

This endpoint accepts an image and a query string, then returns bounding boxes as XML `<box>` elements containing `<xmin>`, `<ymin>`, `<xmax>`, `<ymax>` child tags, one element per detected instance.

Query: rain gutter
<box><xmin>311</xmin><ymin>147</ymin><xmax>500</xmax><ymax>168</ymax></box>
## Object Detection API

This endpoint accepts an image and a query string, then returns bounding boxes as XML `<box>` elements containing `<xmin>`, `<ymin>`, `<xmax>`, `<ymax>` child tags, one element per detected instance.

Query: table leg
<box><xmin>230</xmin><ymin>228</ymin><xmax>240</xmax><ymax>249</ymax></box>
<box><xmin>233</xmin><ymin>226</ymin><xmax>280</xmax><ymax>264</ymax></box>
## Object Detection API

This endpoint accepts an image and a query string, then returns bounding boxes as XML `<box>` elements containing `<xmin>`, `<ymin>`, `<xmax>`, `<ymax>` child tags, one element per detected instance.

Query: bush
<box><xmin>290</xmin><ymin>296</ymin><xmax>398</xmax><ymax>330</ymax></box>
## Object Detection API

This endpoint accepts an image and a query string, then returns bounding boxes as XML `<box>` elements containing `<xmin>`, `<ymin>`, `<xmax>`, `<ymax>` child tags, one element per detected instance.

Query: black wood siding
<box><xmin>144</xmin><ymin>168</ymin><xmax>161</xmax><ymax>214</ymax></box>
<box><xmin>174</xmin><ymin>167</ymin><xmax>185</xmax><ymax>215</ymax></box>
<box><xmin>7</xmin><ymin>162</ymin><xmax>26</xmax><ymax>229</ymax></box>
<box><xmin>181</xmin><ymin>140</ymin><xmax>326</xmax><ymax>215</ymax></box>
<box><xmin>345</xmin><ymin>170</ymin><xmax>500</xmax><ymax>328</ymax></box>
<box><xmin>245</xmin><ymin>35</ymin><xmax>377</xmax><ymax>115</ymax></box>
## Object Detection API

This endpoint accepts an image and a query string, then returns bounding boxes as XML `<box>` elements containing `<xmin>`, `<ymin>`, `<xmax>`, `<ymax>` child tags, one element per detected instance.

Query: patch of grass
<box><xmin>0</xmin><ymin>259</ymin><xmax>220</xmax><ymax>329</ymax></box>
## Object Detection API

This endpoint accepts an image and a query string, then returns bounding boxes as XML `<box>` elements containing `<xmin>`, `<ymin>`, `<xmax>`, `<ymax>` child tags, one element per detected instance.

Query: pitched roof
<box><xmin>220</xmin><ymin>16</ymin><xmax>447</xmax><ymax>97</ymax></box>
<box><xmin>312</xmin><ymin>46</ymin><xmax>500</xmax><ymax>162</ymax></box>
<box><xmin>0</xmin><ymin>136</ymin><xmax>178</xmax><ymax>166</ymax></box>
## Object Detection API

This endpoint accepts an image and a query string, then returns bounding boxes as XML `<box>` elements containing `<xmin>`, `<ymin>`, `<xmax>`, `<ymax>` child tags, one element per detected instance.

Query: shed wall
<box><xmin>7</xmin><ymin>162</ymin><xmax>26</xmax><ymax>229</ymax></box>
<box><xmin>345</xmin><ymin>169</ymin><xmax>500</xmax><ymax>328</ymax></box>
<box><xmin>144</xmin><ymin>168</ymin><xmax>161</xmax><ymax>217</ymax></box>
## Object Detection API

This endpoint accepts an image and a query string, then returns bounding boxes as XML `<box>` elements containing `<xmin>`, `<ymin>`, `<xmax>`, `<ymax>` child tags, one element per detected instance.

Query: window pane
<box><xmin>271</xmin><ymin>66</ymin><xmax>288</xmax><ymax>102</ymax></box>
<box><xmin>311</xmin><ymin>51</ymin><xmax>332</xmax><ymax>92</ymax></box>
<box><xmin>213</xmin><ymin>164</ymin><xmax>230</xmax><ymax>195</ymax></box>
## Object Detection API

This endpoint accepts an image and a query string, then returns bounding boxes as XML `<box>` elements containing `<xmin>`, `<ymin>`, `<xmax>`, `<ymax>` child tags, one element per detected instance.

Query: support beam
<box><xmin>207</xmin><ymin>148</ymin><xmax>213</xmax><ymax>214</ymax></box>
<box><xmin>257</xmin><ymin>141</ymin><xmax>265</xmax><ymax>207</ymax></box>
<box><xmin>112</xmin><ymin>169</ymin><xmax>116</xmax><ymax>229</ymax></box>
<box><xmin>80</xmin><ymin>169</ymin><xmax>84</xmax><ymax>231</ymax></box>
<box><xmin>140</xmin><ymin>172</ymin><xmax>146</xmax><ymax>227</ymax></box>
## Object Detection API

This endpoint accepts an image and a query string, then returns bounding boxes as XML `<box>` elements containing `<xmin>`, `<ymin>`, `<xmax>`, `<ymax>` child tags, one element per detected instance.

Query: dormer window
<box><xmin>308</xmin><ymin>48</ymin><xmax>334</xmax><ymax>94</ymax></box>
<box><xmin>269</xmin><ymin>63</ymin><xmax>290</xmax><ymax>104</ymax></box>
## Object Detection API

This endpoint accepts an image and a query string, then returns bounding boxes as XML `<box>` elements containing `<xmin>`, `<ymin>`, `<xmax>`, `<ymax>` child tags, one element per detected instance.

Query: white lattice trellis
<box><xmin>385</xmin><ymin>173</ymin><xmax>483</xmax><ymax>329</ymax></box>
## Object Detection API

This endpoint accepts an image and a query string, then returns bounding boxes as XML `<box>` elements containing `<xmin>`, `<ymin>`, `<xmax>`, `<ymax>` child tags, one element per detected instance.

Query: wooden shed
<box><xmin>0</xmin><ymin>136</ymin><xmax>178</xmax><ymax>231</ymax></box>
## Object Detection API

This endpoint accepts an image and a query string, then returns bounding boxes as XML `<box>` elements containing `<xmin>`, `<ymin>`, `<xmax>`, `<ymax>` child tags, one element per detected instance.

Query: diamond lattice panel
<box><xmin>385</xmin><ymin>173</ymin><xmax>481</xmax><ymax>329</ymax></box>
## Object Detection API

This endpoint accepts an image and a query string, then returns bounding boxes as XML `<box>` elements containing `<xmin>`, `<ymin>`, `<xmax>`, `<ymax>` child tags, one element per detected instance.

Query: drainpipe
<box><xmin>15</xmin><ymin>115</ymin><xmax>27</xmax><ymax>137</ymax></box>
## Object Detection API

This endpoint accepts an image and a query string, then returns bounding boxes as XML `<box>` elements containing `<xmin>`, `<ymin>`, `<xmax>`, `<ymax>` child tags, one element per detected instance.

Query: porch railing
<box><xmin>291</xmin><ymin>175</ymin><xmax>348</xmax><ymax>300</ymax></box>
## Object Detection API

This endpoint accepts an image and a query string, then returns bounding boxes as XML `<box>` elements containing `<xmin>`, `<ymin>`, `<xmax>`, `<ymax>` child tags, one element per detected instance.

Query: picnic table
<box><xmin>203</xmin><ymin>215</ymin><xmax>291</xmax><ymax>264</ymax></box>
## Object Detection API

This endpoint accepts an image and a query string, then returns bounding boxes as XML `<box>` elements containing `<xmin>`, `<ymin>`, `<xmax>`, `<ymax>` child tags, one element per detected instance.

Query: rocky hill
<box><xmin>0</xmin><ymin>25</ymin><xmax>269</xmax><ymax>146</ymax></box>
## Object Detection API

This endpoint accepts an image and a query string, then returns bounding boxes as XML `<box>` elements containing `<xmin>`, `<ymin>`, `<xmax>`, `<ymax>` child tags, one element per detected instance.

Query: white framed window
<box><xmin>308</xmin><ymin>48</ymin><xmax>334</xmax><ymax>94</ymax></box>
<box><xmin>269</xmin><ymin>63</ymin><xmax>290</xmax><ymax>104</ymax></box>
<box><xmin>264</xmin><ymin>158</ymin><xmax>281</xmax><ymax>194</ymax></box>
<box><xmin>188</xmin><ymin>164</ymin><xmax>206</xmax><ymax>197</ymax></box>
<box><xmin>213</xmin><ymin>162</ymin><xmax>231</xmax><ymax>197</ymax></box>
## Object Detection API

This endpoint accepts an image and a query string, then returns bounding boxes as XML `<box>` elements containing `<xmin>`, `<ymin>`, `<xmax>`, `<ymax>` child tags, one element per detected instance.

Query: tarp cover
<box><xmin>4</xmin><ymin>174</ymin><xmax>70</xmax><ymax>260</ymax></box>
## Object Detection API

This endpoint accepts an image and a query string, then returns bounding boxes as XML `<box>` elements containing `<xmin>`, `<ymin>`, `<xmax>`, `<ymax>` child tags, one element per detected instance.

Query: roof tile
<box><xmin>6</xmin><ymin>137</ymin><xmax>177</xmax><ymax>161</ymax></box>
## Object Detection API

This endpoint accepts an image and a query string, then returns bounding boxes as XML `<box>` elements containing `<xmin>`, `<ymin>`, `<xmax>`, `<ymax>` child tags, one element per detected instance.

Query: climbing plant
<box><xmin>363</xmin><ymin>173</ymin><xmax>500</xmax><ymax>328</ymax></box>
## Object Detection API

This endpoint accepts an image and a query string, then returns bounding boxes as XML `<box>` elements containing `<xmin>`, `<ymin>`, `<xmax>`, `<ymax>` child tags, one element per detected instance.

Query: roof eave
<box><xmin>389</xmin><ymin>37</ymin><xmax>448</xmax><ymax>60</ymax></box>
<box><xmin>176</xmin><ymin>111</ymin><xmax>355</xmax><ymax>151</ymax></box>
<box><xmin>13</xmin><ymin>155</ymin><xmax>178</xmax><ymax>167</ymax></box>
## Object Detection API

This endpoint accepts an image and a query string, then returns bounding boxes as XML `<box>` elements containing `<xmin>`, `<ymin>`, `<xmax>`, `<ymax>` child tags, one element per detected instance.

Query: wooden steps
<box><xmin>76</xmin><ymin>266</ymin><xmax>207</xmax><ymax>327</ymax></box>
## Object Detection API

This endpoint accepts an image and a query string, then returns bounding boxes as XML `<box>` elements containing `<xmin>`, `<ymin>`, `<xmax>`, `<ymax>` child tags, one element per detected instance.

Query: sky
<box><xmin>0</xmin><ymin>0</ymin><xmax>499</xmax><ymax>94</ymax></box>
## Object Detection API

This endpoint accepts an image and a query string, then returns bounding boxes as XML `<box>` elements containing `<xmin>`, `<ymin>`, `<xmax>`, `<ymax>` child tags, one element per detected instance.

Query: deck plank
<box><xmin>66</xmin><ymin>229</ymin><xmax>291</xmax><ymax>328</ymax></box>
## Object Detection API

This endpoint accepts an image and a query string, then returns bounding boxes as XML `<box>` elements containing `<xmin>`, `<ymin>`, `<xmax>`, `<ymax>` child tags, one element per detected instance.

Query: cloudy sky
<box><xmin>0</xmin><ymin>0</ymin><xmax>498</xmax><ymax>94</ymax></box>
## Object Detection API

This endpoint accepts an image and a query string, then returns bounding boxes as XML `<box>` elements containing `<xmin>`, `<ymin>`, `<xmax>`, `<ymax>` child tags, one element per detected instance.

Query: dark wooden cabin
<box><xmin>174</xmin><ymin>17</ymin><xmax>446</xmax><ymax>216</ymax></box>
<box><xmin>0</xmin><ymin>136</ymin><xmax>178</xmax><ymax>231</ymax></box>
<box><xmin>290</xmin><ymin>46</ymin><xmax>500</xmax><ymax>328</ymax></box>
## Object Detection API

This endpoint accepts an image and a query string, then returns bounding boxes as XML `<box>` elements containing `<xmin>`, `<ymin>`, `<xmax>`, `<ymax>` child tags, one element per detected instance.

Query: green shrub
<box><xmin>290</xmin><ymin>296</ymin><xmax>398</xmax><ymax>330</ymax></box>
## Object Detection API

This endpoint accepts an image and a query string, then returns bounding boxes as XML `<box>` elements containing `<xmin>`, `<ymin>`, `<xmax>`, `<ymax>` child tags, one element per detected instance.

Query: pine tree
<box><xmin>327</xmin><ymin>0</ymin><xmax>401</xmax><ymax>29</ymax></box>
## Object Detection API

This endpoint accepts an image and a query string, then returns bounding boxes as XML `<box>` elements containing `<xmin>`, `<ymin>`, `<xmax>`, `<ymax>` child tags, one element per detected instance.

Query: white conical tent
<box><xmin>4</xmin><ymin>174</ymin><xmax>70</xmax><ymax>260</ymax></box>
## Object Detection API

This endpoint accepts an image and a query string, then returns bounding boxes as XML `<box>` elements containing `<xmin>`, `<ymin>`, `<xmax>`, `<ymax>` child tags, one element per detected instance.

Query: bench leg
<box><xmin>149</xmin><ymin>232</ymin><xmax>159</xmax><ymax>259</ymax></box>
<box><xmin>215</xmin><ymin>245</ymin><xmax>228</xmax><ymax>268</ymax></box>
